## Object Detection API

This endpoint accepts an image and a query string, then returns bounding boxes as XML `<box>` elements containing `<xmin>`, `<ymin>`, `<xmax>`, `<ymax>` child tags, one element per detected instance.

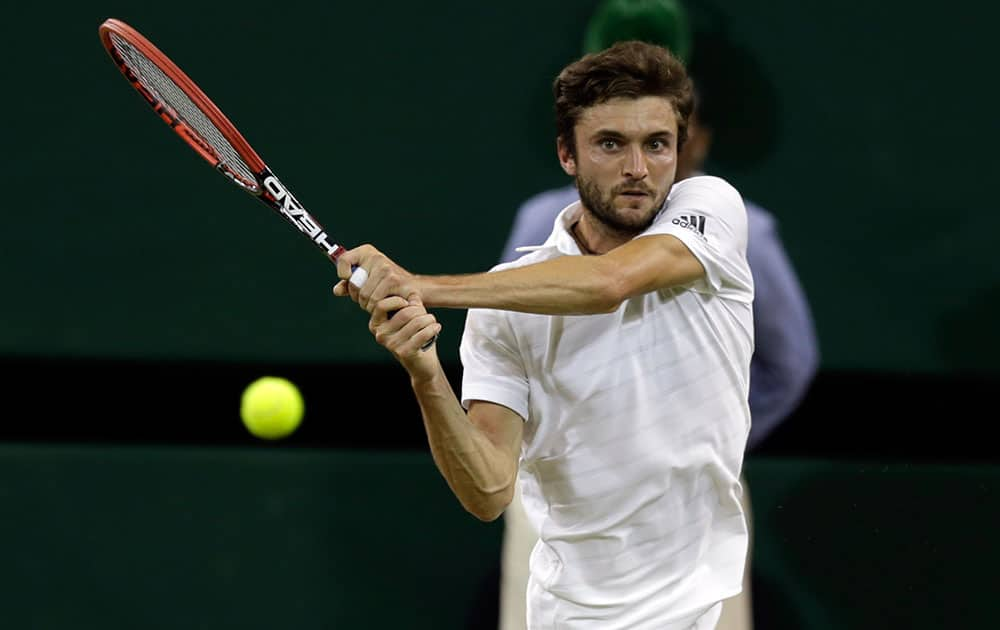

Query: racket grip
<box><xmin>350</xmin><ymin>265</ymin><xmax>436</xmax><ymax>352</ymax></box>
<box><xmin>349</xmin><ymin>266</ymin><xmax>368</xmax><ymax>288</ymax></box>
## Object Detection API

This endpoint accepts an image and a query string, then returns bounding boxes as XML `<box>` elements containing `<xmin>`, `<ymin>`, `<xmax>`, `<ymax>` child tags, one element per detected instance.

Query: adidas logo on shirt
<box><xmin>672</xmin><ymin>214</ymin><xmax>707</xmax><ymax>237</ymax></box>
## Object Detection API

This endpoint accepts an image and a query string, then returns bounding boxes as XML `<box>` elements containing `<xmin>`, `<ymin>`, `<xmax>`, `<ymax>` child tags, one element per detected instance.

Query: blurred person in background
<box><xmin>497</xmin><ymin>1</ymin><xmax>819</xmax><ymax>629</ymax></box>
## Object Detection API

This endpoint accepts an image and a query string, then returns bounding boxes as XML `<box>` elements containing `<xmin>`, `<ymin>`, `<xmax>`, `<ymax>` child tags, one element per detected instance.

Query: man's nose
<box><xmin>621</xmin><ymin>145</ymin><xmax>648</xmax><ymax>179</ymax></box>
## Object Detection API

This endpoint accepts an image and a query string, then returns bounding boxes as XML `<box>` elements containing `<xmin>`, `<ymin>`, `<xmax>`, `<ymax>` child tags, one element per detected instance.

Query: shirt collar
<box><xmin>512</xmin><ymin>201</ymin><xmax>585</xmax><ymax>257</ymax></box>
<box><xmin>547</xmin><ymin>202</ymin><xmax>586</xmax><ymax>255</ymax></box>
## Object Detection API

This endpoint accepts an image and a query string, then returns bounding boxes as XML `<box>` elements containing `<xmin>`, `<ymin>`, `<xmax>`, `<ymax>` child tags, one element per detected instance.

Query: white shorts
<box><xmin>526</xmin><ymin>577</ymin><xmax>723</xmax><ymax>630</ymax></box>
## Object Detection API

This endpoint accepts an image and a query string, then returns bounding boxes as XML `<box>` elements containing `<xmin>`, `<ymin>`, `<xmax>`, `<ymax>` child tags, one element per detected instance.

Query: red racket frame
<box><xmin>98</xmin><ymin>18</ymin><xmax>347</xmax><ymax>262</ymax></box>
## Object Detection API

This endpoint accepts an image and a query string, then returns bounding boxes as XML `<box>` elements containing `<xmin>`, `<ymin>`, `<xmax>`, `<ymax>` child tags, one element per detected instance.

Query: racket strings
<box><xmin>109</xmin><ymin>33</ymin><xmax>259</xmax><ymax>190</ymax></box>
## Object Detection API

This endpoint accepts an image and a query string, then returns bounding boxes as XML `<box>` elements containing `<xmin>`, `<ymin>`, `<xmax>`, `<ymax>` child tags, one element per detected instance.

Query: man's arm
<box><xmin>416</xmin><ymin>383</ymin><xmax>524</xmax><ymax>521</ymax></box>
<box><xmin>335</xmin><ymin>235</ymin><xmax>704</xmax><ymax>315</ymax></box>
<box><xmin>366</xmin><ymin>295</ymin><xmax>522</xmax><ymax>521</ymax></box>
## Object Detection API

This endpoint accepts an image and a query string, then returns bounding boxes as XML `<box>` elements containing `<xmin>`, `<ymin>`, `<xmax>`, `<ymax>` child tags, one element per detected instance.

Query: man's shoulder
<box><xmin>685</xmin><ymin>173</ymin><xmax>774</xmax><ymax>223</ymax></box>
<box><xmin>687</xmin><ymin>173</ymin><xmax>783</xmax><ymax>245</ymax></box>
<box><xmin>663</xmin><ymin>176</ymin><xmax>746</xmax><ymax>227</ymax></box>
<box><xmin>671</xmin><ymin>175</ymin><xmax>742</xmax><ymax>202</ymax></box>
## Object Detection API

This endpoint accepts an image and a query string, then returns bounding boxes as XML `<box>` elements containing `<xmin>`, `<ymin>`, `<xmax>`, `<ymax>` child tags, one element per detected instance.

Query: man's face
<box><xmin>558</xmin><ymin>96</ymin><xmax>679</xmax><ymax>234</ymax></box>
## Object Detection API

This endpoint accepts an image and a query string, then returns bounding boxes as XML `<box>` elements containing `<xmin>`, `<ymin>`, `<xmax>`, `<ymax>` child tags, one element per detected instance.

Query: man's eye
<box><xmin>600</xmin><ymin>139</ymin><xmax>619</xmax><ymax>150</ymax></box>
<box><xmin>648</xmin><ymin>139</ymin><xmax>667</xmax><ymax>151</ymax></box>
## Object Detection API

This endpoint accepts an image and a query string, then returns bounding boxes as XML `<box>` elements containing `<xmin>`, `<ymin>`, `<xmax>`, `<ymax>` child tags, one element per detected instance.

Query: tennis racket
<box><xmin>98</xmin><ymin>18</ymin><xmax>369</xmax><ymax>281</ymax></box>
<box><xmin>99</xmin><ymin>18</ymin><xmax>435</xmax><ymax>347</ymax></box>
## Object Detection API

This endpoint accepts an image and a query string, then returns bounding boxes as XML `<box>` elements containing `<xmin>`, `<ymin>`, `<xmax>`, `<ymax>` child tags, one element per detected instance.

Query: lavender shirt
<box><xmin>499</xmin><ymin>184</ymin><xmax>818</xmax><ymax>449</ymax></box>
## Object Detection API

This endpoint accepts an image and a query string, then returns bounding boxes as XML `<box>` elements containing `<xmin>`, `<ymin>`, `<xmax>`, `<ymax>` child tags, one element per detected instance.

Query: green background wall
<box><xmin>1</xmin><ymin>446</ymin><xmax>995</xmax><ymax>629</ymax></box>
<box><xmin>2</xmin><ymin>0</ymin><xmax>998</xmax><ymax>373</ymax></box>
<box><xmin>0</xmin><ymin>445</ymin><xmax>503</xmax><ymax>629</ymax></box>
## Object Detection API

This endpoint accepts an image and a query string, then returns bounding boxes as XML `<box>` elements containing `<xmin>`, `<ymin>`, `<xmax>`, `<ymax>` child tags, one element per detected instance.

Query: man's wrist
<box><xmin>415</xmin><ymin>274</ymin><xmax>445</xmax><ymax>308</ymax></box>
<box><xmin>405</xmin><ymin>351</ymin><xmax>443</xmax><ymax>387</ymax></box>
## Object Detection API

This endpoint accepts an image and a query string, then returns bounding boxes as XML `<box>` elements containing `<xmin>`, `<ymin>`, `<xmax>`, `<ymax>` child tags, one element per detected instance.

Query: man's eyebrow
<box><xmin>591</xmin><ymin>128</ymin><xmax>675</xmax><ymax>139</ymax></box>
<box><xmin>644</xmin><ymin>129</ymin><xmax>676</xmax><ymax>139</ymax></box>
<box><xmin>592</xmin><ymin>129</ymin><xmax>627</xmax><ymax>139</ymax></box>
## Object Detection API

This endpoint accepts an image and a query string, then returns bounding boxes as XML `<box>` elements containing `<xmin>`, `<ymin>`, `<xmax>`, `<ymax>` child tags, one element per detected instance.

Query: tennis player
<box><xmin>335</xmin><ymin>41</ymin><xmax>752</xmax><ymax>630</ymax></box>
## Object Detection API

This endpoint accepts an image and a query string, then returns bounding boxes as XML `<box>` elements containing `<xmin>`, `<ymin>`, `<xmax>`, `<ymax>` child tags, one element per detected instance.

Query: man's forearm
<box><xmin>418</xmin><ymin>255</ymin><xmax>623</xmax><ymax>315</ymax></box>
<box><xmin>410</xmin><ymin>368</ymin><xmax>517</xmax><ymax>521</ymax></box>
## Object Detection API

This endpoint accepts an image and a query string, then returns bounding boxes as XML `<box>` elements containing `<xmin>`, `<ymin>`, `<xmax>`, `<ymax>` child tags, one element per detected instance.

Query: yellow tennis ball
<box><xmin>240</xmin><ymin>376</ymin><xmax>304</xmax><ymax>440</ymax></box>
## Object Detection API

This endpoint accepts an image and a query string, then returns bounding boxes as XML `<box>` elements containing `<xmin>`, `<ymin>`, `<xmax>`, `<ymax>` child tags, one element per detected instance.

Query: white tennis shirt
<box><xmin>460</xmin><ymin>176</ymin><xmax>754</xmax><ymax>629</ymax></box>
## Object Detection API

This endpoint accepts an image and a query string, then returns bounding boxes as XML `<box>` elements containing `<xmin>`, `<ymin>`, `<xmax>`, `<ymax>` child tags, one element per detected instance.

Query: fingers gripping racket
<box><xmin>99</xmin><ymin>19</ymin><xmax>435</xmax><ymax>348</ymax></box>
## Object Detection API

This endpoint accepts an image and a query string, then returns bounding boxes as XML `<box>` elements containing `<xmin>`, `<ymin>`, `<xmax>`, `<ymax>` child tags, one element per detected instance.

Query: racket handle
<box><xmin>349</xmin><ymin>265</ymin><xmax>436</xmax><ymax>351</ymax></box>
<box><xmin>349</xmin><ymin>266</ymin><xmax>368</xmax><ymax>288</ymax></box>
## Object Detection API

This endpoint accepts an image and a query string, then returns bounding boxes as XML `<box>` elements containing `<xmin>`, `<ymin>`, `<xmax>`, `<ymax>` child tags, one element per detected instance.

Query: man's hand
<box><xmin>333</xmin><ymin>244</ymin><xmax>421</xmax><ymax>313</ymax></box>
<box><xmin>367</xmin><ymin>295</ymin><xmax>442</xmax><ymax>377</ymax></box>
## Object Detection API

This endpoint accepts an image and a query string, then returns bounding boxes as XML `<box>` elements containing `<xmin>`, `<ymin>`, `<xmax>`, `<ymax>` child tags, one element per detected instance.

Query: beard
<box><xmin>576</xmin><ymin>174</ymin><xmax>668</xmax><ymax>235</ymax></box>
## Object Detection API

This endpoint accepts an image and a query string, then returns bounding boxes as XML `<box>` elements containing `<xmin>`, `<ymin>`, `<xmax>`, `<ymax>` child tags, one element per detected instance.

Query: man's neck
<box><xmin>572</xmin><ymin>212</ymin><xmax>634</xmax><ymax>256</ymax></box>
<box><xmin>569</xmin><ymin>220</ymin><xmax>600</xmax><ymax>255</ymax></box>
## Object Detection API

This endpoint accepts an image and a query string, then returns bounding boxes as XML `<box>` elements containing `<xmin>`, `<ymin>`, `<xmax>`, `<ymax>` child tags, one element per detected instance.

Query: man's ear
<box><xmin>556</xmin><ymin>137</ymin><xmax>577</xmax><ymax>176</ymax></box>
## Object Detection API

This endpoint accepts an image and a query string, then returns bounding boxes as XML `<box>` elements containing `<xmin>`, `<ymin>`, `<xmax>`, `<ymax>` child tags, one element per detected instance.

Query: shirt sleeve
<box><xmin>643</xmin><ymin>175</ymin><xmax>754</xmax><ymax>303</ymax></box>
<box><xmin>459</xmin><ymin>307</ymin><xmax>530</xmax><ymax>421</ymax></box>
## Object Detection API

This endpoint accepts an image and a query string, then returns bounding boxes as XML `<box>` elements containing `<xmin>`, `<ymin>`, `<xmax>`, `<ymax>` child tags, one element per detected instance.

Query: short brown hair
<box><xmin>553</xmin><ymin>40</ymin><xmax>694</xmax><ymax>156</ymax></box>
